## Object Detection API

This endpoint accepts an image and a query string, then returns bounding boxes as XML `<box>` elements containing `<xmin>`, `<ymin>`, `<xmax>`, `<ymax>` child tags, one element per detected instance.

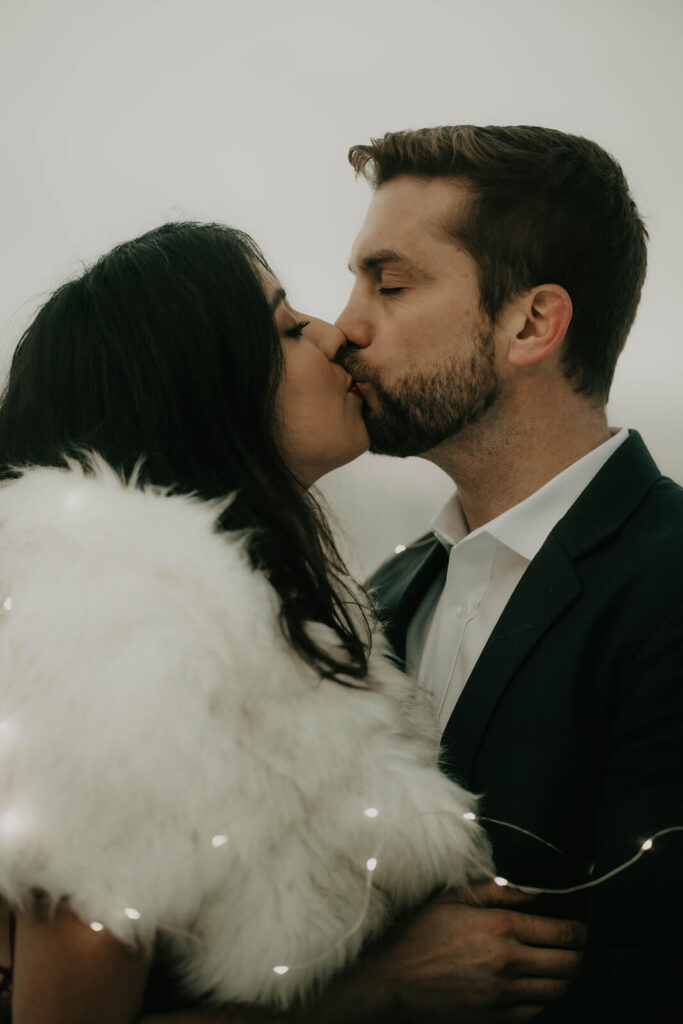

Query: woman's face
<box><xmin>261</xmin><ymin>270</ymin><xmax>369</xmax><ymax>486</ymax></box>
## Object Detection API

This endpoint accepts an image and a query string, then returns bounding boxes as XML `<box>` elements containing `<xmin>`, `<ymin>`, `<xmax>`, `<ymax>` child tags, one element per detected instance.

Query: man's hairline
<box><xmin>348</xmin><ymin>174</ymin><xmax>478</xmax><ymax>277</ymax></box>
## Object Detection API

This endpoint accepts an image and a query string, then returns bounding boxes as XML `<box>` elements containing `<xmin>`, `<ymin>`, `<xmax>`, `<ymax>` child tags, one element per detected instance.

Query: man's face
<box><xmin>336</xmin><ymin>175</ymin><xmax>502</xmax><ymax>457</ymax></box>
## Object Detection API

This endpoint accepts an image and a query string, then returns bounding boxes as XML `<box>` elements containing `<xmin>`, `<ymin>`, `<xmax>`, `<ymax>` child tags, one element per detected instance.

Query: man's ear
<box><xmin>505</xmin><ymin>285</ymin><xmax>573</xmax><ymax>368</ymax></box>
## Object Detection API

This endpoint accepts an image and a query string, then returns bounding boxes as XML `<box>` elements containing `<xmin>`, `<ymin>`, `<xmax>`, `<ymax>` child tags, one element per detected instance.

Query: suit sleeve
<box><xmin>534</xmin><ymin>600</ymin><xmax>683</xmax><ymax>1022</ymax></box>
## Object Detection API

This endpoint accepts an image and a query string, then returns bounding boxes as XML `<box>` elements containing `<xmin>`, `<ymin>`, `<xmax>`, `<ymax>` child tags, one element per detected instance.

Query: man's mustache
<box><xmin>335</xmin><ymin>345</ymin><xmax>376</xmax><ymax>386</ymax></box>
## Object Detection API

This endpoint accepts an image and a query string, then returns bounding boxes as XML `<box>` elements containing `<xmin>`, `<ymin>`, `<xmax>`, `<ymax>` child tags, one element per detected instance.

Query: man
<box><xmin>328</xmin><ymin>125</ymin><xmax>683</xmax><ymax>1022</ymax></box>
<box><xmin>162</xmin><ymin>127</ymin><xmax>679</xmax><ymax>1024</ymax></box>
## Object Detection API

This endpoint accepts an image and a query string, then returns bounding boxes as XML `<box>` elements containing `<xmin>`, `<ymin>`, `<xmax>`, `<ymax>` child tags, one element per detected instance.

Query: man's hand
<box><xmin>143</xmin><ymin>884</ymin><xmax>586</xmax><ymax>1024</ymax></box>
<box><xmin>380</xmin><ymin>880</ymin><xmax>586</xmax><ymax>1024</ymax></box>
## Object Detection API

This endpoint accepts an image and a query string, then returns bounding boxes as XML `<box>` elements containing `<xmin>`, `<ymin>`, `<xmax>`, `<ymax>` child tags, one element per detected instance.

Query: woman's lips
<box><xmin>347</xmin><ymin>376</ymin><xmax>363</xmax><ymax>397</ymax></box>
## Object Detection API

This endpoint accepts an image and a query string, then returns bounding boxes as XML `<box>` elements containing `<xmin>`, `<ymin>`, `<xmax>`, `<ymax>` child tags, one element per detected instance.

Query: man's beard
<box><xmin>341</xmin><ymin>328</ymin><xmax>501</xmax><ymax>457</ymax></box>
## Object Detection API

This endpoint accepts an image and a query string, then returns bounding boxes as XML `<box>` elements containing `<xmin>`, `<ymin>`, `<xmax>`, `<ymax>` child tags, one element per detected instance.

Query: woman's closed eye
<box><xmin>284</xmin><ymin>320</ymin><xmax>311</xmax><ymax>339</ymax></box>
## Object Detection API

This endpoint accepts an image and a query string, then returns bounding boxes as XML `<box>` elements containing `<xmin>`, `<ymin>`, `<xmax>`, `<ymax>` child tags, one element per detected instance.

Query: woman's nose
<box><xmin>313</xmin><ymin>319</ymin><xmax>347</xmax><ymax>362</ymax></box>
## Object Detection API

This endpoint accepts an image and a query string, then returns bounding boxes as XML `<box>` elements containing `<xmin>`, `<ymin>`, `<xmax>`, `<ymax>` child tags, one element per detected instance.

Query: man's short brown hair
<box><xmin>349</xmin><ymin>126</ymin><xmax>648</xmax><ymax>405</ymax></box>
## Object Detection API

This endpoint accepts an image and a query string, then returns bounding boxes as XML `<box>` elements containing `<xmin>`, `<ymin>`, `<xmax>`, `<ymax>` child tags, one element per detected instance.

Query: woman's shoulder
<box><xmin>0</xmin><ymin>456</ymin><xmax>315</xmax><ymax>765</ymax></box>
<box><xmin>0</xmin><ymin>455</ymin><xmax>252</xmax><ymax>580</ymax></box>
<box><xmin>0</xmin><ymin>455</ymin><xmax>279</xmax><ymax>642</ymax></box>
<box><xmin>0</xmin><ymin>458</ymin><xmax>314</xmax><ymax>946</ymax></box>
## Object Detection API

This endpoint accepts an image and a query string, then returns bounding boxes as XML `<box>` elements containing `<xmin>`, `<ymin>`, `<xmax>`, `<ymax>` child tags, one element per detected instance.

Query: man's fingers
<box><xmin>512</xmin><ymin>913</ymin><xmax>587</xmax><ymax>950</ymax></box>
<box><xmin>499</xmin><ymin>1005</ymin><xmax>547</xmax><ymax>1022</ymax></box>
<box><xmin>513</xmin><ymin>946</ymin><xmax>583</xmax><ymax>980</ymax></box>
<box><xmin>443</xmin><ymin>880</ymin><xmax>538</xmax><ymax>907</ymax></box>
<box><xmin>509</xmin><ymin>977</ymin><xmax>571</xmax><ymax>1002</ymax></box>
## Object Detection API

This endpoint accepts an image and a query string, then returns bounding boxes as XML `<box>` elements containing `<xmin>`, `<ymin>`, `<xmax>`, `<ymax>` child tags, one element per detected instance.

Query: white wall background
<box><xmin>1</xmin><ymin>0</ymin><xmax>681</xmax><ymax>576</ymax></box>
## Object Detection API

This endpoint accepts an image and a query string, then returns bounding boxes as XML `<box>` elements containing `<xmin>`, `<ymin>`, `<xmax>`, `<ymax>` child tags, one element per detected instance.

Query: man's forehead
<box><xmin>348</xmin><ymin>217</ymin><xmax>457</xmax><ymax>274</ymax></box>
<box><xmin>349</xmin><ymin>176</ymin><xmax>470</xmax><ymax>270</ymax></box>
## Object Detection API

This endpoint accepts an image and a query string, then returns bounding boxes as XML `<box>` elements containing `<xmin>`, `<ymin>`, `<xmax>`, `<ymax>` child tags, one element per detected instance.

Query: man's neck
<box><xmin>425</xmin><ymin>401</ymin><xmax>611</xmax><ymax>533</ymax></box>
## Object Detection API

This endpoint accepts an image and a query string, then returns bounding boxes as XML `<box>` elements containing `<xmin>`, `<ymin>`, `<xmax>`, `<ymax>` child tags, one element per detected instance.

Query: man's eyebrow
<box><xmin>269</xmin><ymin>287</ymin><xmax>287</xmax><ymax>312</ymax></box>
<box><xmin>348</xmin><ymin>250</ymin><xmax>415</xmax><ymax>274</ymax></box>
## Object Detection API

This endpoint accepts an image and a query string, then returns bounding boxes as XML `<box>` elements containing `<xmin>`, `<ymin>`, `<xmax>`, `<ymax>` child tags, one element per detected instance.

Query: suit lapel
<box><xmin>440</xmin><ymin>430</ymin><xmax>662</xmax><ymax>786</ymax></box>
<box><xmin>440</xmin><ymin>534</ymin><xmax>581</xmax><ymax>785</ymax></box>
<box><xmin>368</xmin><ymin>537</ymin><xmax>447</xmax><ymax>669</ymax></box>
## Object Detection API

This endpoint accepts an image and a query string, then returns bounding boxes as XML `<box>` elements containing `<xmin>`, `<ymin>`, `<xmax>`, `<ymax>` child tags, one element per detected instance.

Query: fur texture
<box><xmin>0</xmin><ymin>458</ymin><xmax>492</xmax><ymax>1008</ymax></box>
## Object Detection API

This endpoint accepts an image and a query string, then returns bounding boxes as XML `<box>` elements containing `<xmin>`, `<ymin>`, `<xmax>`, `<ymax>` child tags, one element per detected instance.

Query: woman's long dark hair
<box><xmin>0</xmin><ymin>222</ymin><xmax>371</xmax><ymax>683</ymax></box>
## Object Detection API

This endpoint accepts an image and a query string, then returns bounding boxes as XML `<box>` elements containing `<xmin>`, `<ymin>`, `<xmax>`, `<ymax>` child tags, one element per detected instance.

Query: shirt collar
<box><xmin>432</xmin><ymin>428</ymin><xmax>629</xmax><ymax>561</ymax></box>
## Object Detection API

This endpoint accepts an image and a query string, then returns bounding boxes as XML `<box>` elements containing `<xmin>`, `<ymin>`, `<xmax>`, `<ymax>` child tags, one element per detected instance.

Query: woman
<box><xmin>0</xmin><ymin>222</ymin><xmax>493</xmax><ymax>1022</ymax></box>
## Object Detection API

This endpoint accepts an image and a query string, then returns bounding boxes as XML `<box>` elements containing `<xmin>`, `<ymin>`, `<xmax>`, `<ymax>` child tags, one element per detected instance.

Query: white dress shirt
<box><xmin>406</xmin><ymin>428</ymin><xmax>629</xmax><ymax>733</ymax></box>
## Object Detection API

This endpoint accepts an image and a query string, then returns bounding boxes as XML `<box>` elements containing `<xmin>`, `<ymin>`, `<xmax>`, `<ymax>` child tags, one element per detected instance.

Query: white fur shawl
<box><xmin>0</xmin><ymin>458</ymin><xmax>492</xmax><ymax>1008</ymax></box>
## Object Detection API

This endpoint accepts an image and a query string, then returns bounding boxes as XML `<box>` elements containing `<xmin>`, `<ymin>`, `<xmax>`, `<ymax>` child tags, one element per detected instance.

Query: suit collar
<box><xmin>552</xmin><ymin>430</ymin><xmax>660</xmax><ymax>557</ymax></box>
<box><xmin>371</xmin><ymin>431</ymin><xmax>660</xmax><ymax>685</ymax></box>
<box><xmin>432</xmin><ymin>428</ymin><xmax>630</xmax><ymax>563</ymax></box>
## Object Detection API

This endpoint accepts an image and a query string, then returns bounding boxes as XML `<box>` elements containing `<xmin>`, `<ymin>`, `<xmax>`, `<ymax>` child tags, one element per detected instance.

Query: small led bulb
<box><xmin>211</xmin><ymin>834</ymin><xmax>229</xmax><ymax>848</ymax></box>
<box><xmin>494</xmin><ymin>876</ymin><xmax>509</xmax><ymax>887</ymax></box>
<box><xmin>273</xmin><ymin>965</ymin><xmax>290</xmax><ymax>975</ymax></box>
<box><xmin>3</xmin><ymin>597</ymin><xmax>12</xmax><ymax>611</ymax></box>
<box><xmin>364</xmin><ymin>807</ymin><xmax>379</xmax><ymax>818</ymax></box>
<box><xmin>124</xmin><ymin>907</ymin><xmax>141</xmax><ymax>920</ymax></box>
<box><xmin>0</xmin><ymin>807</ymin><xmax>27</xmax><ymax>837</ymax></box>
<box><xmin>463</xmin><ymin>811</ymin><xmax>476</xmax><ymax>821</ymax></box>
<box><xmin>641</xmin><ymin>839</ymin><xmax>654</xmax><ymax>851</ymax></box>
<box><xmin>366</xmin><ymin>857</ymin><xmax>378</xmax><ymax>872</ymax></box>
<box><xmin>90</xmin><ymin>921</ymin><xmax>104</xmax><ymax>932</ymax></box>
<box><xmin>394</xmin><ymin>545</ymin><xmax>407</xmax><ymax>554</ymax></box>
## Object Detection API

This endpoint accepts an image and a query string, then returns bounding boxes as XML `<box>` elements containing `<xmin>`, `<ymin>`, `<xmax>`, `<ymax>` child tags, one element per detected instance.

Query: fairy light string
<box><xmin>491</xmin><ymin>825</ymin><xmax>683</xmax><ymax>895</ymax></box>
<box><xmin>1</xmin><ymin>539</ymin><xmax>682</xmax><ymax>981</ymax></box>
<box><xmin>261</xmin><ymin>810</ymin><xmax>683</xmax><ymax>978</ymax></box>
<box><xmin>74</xmin><ymin>809</ymin><xmax>683</xmax><ymax>976</ymax></box>
<box><xmin>255</xmin><ymin>809</ymin><xmax>683</xmax><ymax>978</ymax></box>
<box><xmin>2</xmin><ymin>661</ymin><xmax>682</xmax><ymax>978</ymax></box>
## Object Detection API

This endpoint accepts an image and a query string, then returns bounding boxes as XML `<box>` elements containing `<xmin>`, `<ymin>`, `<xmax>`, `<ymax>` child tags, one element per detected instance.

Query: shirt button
<box><xmin>455</xmin><ymin>603</ymin><xmax>469</xmax><ymax>619</ymax></box>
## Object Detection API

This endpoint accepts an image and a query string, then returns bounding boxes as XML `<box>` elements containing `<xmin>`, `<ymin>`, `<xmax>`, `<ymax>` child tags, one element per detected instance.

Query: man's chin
<box><xmin>361</xmin><ymin>411</ymin><xmax>438</xmax><ymax>458</ymax></box>
<box><xmin>367</xmin><ymin>434</ymin><xmax>434</xmax><ymax>459</ymax></box>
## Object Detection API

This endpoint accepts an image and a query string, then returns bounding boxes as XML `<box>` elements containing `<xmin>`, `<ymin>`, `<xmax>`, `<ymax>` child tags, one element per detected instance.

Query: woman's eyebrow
<box><xmin>269</xmin><ymin>287</ymin><xmax>287</xmax><ymax>312</ymax></box>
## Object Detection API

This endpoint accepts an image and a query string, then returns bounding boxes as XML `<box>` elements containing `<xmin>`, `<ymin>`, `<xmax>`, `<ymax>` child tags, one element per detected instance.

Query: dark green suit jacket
<box><xmin>367</xmin><ymin>431</ymin><xmax>683</xmax><ymax>1022</ymax></box>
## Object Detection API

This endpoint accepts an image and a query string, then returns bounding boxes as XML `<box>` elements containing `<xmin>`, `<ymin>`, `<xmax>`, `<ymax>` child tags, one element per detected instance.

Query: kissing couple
<box><xmin>1</xmin><ymin>124</ymin><xmax>681</xmax><ymax>1024</ymax></box>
